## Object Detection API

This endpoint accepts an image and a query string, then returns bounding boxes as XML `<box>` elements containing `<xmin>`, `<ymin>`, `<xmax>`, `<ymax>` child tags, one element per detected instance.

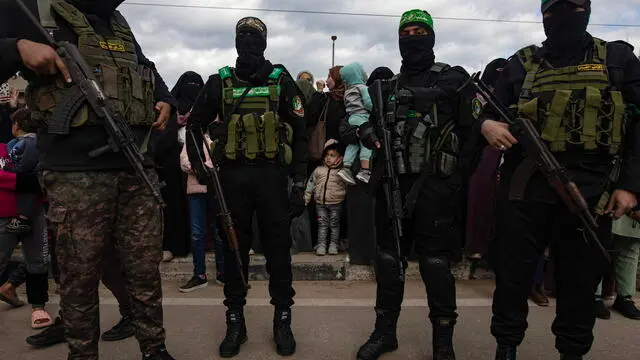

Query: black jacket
<box><xmin>0</xmin><ymin>0</ymin><xmax>176</xmax><ymax>171</ymax></box>
<box><xmin>480</xmin><ymin>36</ymin><xmax>640</xmax><ymax>201</ymax></box>
<box><xmin>188</xmin><ymin>65</ymin><xmax>308</xmax><ymax>181</ymax></box>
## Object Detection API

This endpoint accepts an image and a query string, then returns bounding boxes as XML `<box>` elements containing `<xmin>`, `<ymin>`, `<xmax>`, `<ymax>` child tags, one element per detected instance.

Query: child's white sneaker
<box><xmin>316</xmin><ymin>243</ymin><xmax>327</xmax><ymax>256</ymax></box>
<box><xmin>328</xmin><ymin>242</ymin><xmax>339</xmax><ymax>255</ymax></box>
<box><xmin>356</xmin><ymin>169</ymin><xmax>371</xmax><ymax>183</ymax></box>
<box><xmin>338</xmin><ymin>168</ymin><xmax>356</xmax><ymax>185</ymax></box>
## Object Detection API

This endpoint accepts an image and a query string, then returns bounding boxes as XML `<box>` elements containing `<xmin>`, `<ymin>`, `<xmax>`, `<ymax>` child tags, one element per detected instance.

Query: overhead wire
<box><xmin>121</xmin><ymin>2</ymin><xmax>640</xmax><ymax>28</ymax></box>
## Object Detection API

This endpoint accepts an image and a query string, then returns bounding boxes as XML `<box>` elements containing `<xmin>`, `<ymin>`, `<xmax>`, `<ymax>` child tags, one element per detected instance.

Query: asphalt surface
<box><xmin>0</xmin><ymin>280</ymin><xmax>638</xmax><ymax>360</ymax></box>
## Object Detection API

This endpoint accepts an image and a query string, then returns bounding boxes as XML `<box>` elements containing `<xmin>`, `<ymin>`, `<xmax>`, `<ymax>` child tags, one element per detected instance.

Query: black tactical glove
<box><xmin>358</xmin><ymin>122</ymin><xmax>380</xmax><ymax>150</ymax></box>
<box><xmin>289</xmin><ymin>180</ymin><xmax>306</xmax><ymax>219</ymax></box>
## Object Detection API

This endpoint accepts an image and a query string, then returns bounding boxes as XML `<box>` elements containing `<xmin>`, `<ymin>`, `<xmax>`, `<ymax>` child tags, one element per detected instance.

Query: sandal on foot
<box><xmin>0</xmin><ymin>291</ymin><xmax>25</xmax><ymax>308</ymax></box>
<box><xmin>31</xmin><ymin>309</ymin><xmax>53</xmax><ymax>329</ymax></box>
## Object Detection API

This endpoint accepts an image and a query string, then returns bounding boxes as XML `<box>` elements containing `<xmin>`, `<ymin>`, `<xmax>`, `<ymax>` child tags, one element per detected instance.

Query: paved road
<box><xmin>0</xmin><ymin>280</ymin><xmax>638</xmax><ymax>360</ymax></box>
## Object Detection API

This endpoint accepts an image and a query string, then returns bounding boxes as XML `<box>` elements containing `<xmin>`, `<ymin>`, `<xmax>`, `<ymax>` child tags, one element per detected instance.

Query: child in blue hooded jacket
<box><xmin>338</xmin><ymin>62</ymin><xmax>373</xmax><ymax>184</ymax></box>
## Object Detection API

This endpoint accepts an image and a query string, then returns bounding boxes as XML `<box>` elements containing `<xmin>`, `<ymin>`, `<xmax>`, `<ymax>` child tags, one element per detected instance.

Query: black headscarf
<box><xmin>480</xmin><ymin>58</ymin><xmax>508</xmax><ymax>88</ymax></box>
<box><xmin>542</xmin><ymin>0</ymin><xmax>592</xmax><ymax>64</ymax></box>
<box><xmin>170</xmin><ymin>71</ymin><xmax>204</xmax><ymax>115</ymax></box>
<box><xmin>366</xmin><ymin>67</ymin><xmax>394</xmax><ymax>86</ymax></box>
<box><xmin>66</xmin><ymin>0</ymin><xmax>124</xmax><ymax>19</ymax></box>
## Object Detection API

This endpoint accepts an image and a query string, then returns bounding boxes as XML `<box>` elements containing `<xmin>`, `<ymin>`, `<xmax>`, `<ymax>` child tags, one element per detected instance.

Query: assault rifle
<box><xmin>186</xmin><ymin>127</ymin><xmax>248</xmax><ymax>290</ymax></box>
<box><xmin>470</xmin><ymin>73</ymin><xmax>611</xmax><ymax>263</ymax></box>
<box><xmin>372</xmin><ymin>80</ymin><xmax>406</xmax><ymax>281</ymax></box>
<box><xmin>16</xmin><ymin>0</ymin><xmax>164</xmax><ymax>206</ymax></box>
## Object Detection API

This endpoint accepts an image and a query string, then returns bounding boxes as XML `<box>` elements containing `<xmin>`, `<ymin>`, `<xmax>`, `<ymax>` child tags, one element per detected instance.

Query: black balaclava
<box><xmin>543</xmin><ymin>0</ymin><xmax>591</xmax><ymax>60</ymax></box>
<box><xmin>399</xmin><ymin>27</ymin><xmax>436</xmax><ymax>75</ymax></box>
<box><xmin>171</xmin><ymin>71</ymin><xmax>204</xmax><ymax>115</ymax></box>
<box><xmin>235</xmin><ymin>17</ymin><xmax>270</xmax><ymax>83</ymax></box>
<box><xmin>67</xmin><ymin>0</ymin><xmax>124</xmax><ymax>20</ymax></box>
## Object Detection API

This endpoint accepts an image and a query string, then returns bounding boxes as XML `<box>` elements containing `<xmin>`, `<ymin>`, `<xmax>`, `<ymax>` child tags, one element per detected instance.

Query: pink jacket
<box><xmin>0</xmin><ymin>145</ymin><xmax>18</xmax><ymax>218</ymax></box>
<box><xmin>180</xmin><ymin>137</ymin><xmax>213</xmax><ymax>195</ymax></box>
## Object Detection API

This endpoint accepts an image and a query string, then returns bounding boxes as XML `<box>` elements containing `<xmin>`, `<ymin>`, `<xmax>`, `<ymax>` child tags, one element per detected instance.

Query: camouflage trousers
<box><xmin>41</xmin><ymin>170</ymin><xmax>165</xmax><ymax>360</ymax></box>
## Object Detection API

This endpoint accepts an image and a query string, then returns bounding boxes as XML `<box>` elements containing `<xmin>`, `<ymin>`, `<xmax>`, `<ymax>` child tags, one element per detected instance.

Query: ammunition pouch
<box><xmin>219</xmin><ymin>66</ymin><xmax>292</xmax><ymax>165</ymax></box>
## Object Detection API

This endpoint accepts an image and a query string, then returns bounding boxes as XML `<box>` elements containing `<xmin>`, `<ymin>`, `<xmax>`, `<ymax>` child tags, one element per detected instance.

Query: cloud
<box><xmin>118</xmin><ymin>0</ymin><xmax>640</xmax><ymax>88</ymax></box>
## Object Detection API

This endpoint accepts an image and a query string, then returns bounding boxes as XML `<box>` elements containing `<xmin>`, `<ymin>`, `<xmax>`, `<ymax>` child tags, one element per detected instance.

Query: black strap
<box><xmin>224</xmin><ymin>86</ymin><xmax>252</xmax><ymax>124</ymax></box>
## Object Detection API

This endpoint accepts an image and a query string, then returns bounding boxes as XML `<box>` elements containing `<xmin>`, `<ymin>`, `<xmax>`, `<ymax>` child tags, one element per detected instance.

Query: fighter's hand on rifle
<box><xmin>153</xmin><ymin>101</ymin><xmax>172</xmax><ymax>131</ymax></box>
<box><xmin>481</xmin><ymin>119</ymin><xmax>518</xmax><ymax>151</ymax></box>
<box><xmin>16</xmin><ymin>39</ymin><xmax>71</xmax><ymax>82</ymax></box>
<box><xmin>606</xmin><ymin>189</ymin><xmax>638</xmax><ymax>220</ymax></box>
<box><xmin>358</xmin><ymin>122</ymin><xmax>381</xmax><ymax>150</ymax></box>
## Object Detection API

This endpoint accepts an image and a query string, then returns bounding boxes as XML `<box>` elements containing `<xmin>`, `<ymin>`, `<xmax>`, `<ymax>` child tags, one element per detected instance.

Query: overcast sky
<box><xmin>118</xmin><ymin>0</ymin><xmax>640</xmax><ymax>89</ymax></box>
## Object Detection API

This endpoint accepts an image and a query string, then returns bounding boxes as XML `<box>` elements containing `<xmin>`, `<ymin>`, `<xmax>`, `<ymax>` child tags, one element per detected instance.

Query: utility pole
<box><xmin>331</xmin><ymin>35</ymin><xmax>337</xmax><ymax>67</ymax></box>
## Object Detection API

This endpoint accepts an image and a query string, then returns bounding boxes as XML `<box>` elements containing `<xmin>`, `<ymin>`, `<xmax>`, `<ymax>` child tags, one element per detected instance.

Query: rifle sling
<box><xmin>508</xmin><ymin>158</ymin><xmax>538</xmax><ymax>201</ymax></box>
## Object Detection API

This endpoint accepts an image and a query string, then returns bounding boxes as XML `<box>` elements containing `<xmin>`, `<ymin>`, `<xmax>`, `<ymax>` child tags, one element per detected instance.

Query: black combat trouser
<box><xmin>373</xmin><ymin>175</ymin><xmax>460</xmax><ymax>322</ymax></box>
<box><xmin>219</xmin><ymin>163</ymin><xmax>295</xmax><ymax>309</ymax></box>
<box><xmin>490</xmin><ymin>197</ymin><xmax>609</xmax><ymax>356</ymax></box>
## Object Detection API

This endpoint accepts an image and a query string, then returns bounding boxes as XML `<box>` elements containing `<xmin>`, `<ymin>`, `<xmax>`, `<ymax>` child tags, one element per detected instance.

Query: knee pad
<box><xmin>418</xmin><ymin>256</ymin><xmax>451</xmax><ymax>278</ymax></box>
<box><xmin>375</xmin><ymin>251</ymin><xmax>406</xmax><ymax>286</ymax></box>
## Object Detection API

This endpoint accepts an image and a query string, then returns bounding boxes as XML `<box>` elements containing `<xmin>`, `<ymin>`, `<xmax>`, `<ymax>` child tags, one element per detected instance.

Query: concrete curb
<box><xmin>160</xmin><ymin>253</ymin><xmax>495</xmax><ymax>282</ymax></box>
<box><xmin>10</xmin><ymin>250</ymin><xmax>495</xmax><ymax>282</ymax></box>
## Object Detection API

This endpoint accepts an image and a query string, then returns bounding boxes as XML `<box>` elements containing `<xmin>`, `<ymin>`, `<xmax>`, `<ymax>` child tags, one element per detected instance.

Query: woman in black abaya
<box><xmin>156</xmin><ymin>71</ymin><xmax>204</xmax><ymax>261</ymax></box>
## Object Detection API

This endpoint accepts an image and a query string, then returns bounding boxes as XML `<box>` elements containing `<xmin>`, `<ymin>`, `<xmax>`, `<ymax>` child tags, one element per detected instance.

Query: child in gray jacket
<box><xmin>339</xmin><ymin>62</ymin><xmax>373</xmax><ymax>184</ymax></box>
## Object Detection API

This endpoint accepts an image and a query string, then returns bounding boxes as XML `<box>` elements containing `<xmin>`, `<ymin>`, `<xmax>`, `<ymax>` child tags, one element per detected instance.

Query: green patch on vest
<box><xmin>231</xmin><ymin>86</ymin><xmax>281</xmax><ymax>98</ymax></box>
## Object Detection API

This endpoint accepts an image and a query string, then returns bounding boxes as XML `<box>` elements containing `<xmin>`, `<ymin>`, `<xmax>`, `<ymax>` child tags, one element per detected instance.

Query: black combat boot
<box><xmin>495</xmin><ymin>345</ymin><xmax>517</xmax><ymax>360</ymax></box>
<box><xmin>219</xmin><ymin>309</ymin><xmax>247</xmax><ymax>358</ymax></box>
<box><xmin>26</xmin><ymin>317</ymin><xmax>66</xmax><ymax>347</ymax></box>
<box><xmin>432</xmin><ymin>319</ymin><xmax>456</xmax><ymax>360</ymax></box>
<box><xmin>102</xmin><ymin>316</ymin><xmax>135</xmax><ymax>341</ymax></box>
<box><xmin>356</xmin><ymin>309</ymin><xmax>399</xmax><ymax>360</ymax></box>
<box><xmin>142</xmin><ymin>346</ymin><xmax>176</xmax><ymax>360</ymax></box>
<box><xmin>612</xmin><ymin>296</ymin><xmax>640</xmax><ymax>320</ymax></box>
<box><xmin>273</xmin><ymin>307</ymin><xmax>296</xmax><ymax>356</ymax></box>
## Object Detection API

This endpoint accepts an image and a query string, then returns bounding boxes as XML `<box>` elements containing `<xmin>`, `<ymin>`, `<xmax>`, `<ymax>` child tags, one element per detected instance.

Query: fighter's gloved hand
<box><xmin>289</xmin><ymin>179</ymin><xmax>306</xmax><ymax>219</ymax></box>
<box><xmin>358</xmin><ymin>122</ymin><xmax>381</xmax><ymax>150</ymax></box>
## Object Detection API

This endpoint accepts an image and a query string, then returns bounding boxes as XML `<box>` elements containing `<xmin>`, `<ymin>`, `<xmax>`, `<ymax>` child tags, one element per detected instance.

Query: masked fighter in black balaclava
<box><xmin>480</xmin><ymin>1</ymin><xmax>640</xmax><ymax>359</ymax></box>
<box><xmin>187</xmin><ymin>16</ymin><xmax>307</xmax><ymax>359</ymax></box>
<box><xmin>355</xmin><ymin>9</ymin><xmax>476</xmax><ymax>360</ymax></box>
<box><xmin>0</xmin><ymin>1</ymin><xmax>177</xmax><ymax>359</ymax></box>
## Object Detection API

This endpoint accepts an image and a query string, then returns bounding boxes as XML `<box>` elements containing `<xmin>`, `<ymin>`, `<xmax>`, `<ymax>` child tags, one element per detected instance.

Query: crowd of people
<box><xmin>0</xmin><ymin>0</ymin><xmax>639</xmax><ymax>360</ymax></box>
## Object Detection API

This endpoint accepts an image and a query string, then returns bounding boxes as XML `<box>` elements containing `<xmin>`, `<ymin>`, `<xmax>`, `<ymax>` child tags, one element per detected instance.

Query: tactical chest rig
<box><xmin>388</xmin><ymin>63</ymin><xmax>459</xmax><ymax>178</ymax></box>
<box><xmin>218</xmin><ymin>66</ymin><xmax>293</xmax><ymax>165</ymax></box>
<box><xmin>515</xmin><ymin>38</ymin><xmax>626</xmax><ymax>155</ymax></box>
<box><xmin>26</xmin><ymin>0</ymin><xmax>156</xmax><ymax>132</ymax></box>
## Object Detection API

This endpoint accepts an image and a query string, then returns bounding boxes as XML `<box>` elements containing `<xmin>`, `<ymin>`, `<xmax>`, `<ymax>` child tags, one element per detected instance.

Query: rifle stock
<box><xmin>470</xmin><ymin>73</ymin><xmax>610</xmax><ymax>262</ymax></box>
<box><xmin>186</xmin><ymin>128</ymin><xmax>248</xmax><ymax>290</ymax></box>
<box><xmin>15</xmin><ymin>0</ymin><xmax>165</xmax><ymax>206</ymax></box>
<box><xmin>372</xmin><ymin>80</ymin><xmax>406</xmax><ymax>281</ymax></box>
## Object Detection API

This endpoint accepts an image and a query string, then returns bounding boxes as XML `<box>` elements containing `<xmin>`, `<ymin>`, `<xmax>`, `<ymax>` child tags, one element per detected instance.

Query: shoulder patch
<box><xmin>472</xmin><ymin>94</ymin><xmax>487</xmax><ymax>119</ymax></box>
<box><xmin>292</xmin><ymin>95</ymin><xmax>304</xmax><ymax>117</ymax></box>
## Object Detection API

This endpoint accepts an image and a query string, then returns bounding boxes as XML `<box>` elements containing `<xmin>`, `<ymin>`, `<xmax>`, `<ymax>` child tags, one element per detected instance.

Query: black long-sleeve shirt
<box><xmin>481</xmin><ymin>36</ymin><xmax>640</xmax><ymax>200</ymax></box>
<box><xmin>188</xmin><ymin>66</ymin><xmax>308</xmax><ymax>181</ymax></box>
<box><xmin>0</xmin><ymin>0</ymin><xmax>176</xmax><ymax>171</ymax></box>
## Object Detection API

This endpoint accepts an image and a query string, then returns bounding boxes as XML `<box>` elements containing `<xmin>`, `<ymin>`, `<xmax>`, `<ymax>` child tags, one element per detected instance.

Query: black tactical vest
<box><xmin>388</xmin><ymin>63</ymin><xmax>459</xmax><ymax>177</ymax></box>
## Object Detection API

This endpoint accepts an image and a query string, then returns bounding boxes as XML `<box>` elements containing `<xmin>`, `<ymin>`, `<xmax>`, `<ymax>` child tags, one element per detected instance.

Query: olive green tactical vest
<box><xmin>218</xmin><ymin>66</ymin><xmax>293</xmax><ymax>165</ymax></box>
<box><xmin>389</xmin><ymin>63</ymin><xmax>459</xmax><ymax>177</ymax></box>
<box><xmin>26</xmin><ymin>0</ymin><xmax>156</xmax><ymax>129</ymax></box>
<box><xmin>515</xmin><ymin>38</ymin><xmax>626</xmax><ymax>154</ymax></box>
